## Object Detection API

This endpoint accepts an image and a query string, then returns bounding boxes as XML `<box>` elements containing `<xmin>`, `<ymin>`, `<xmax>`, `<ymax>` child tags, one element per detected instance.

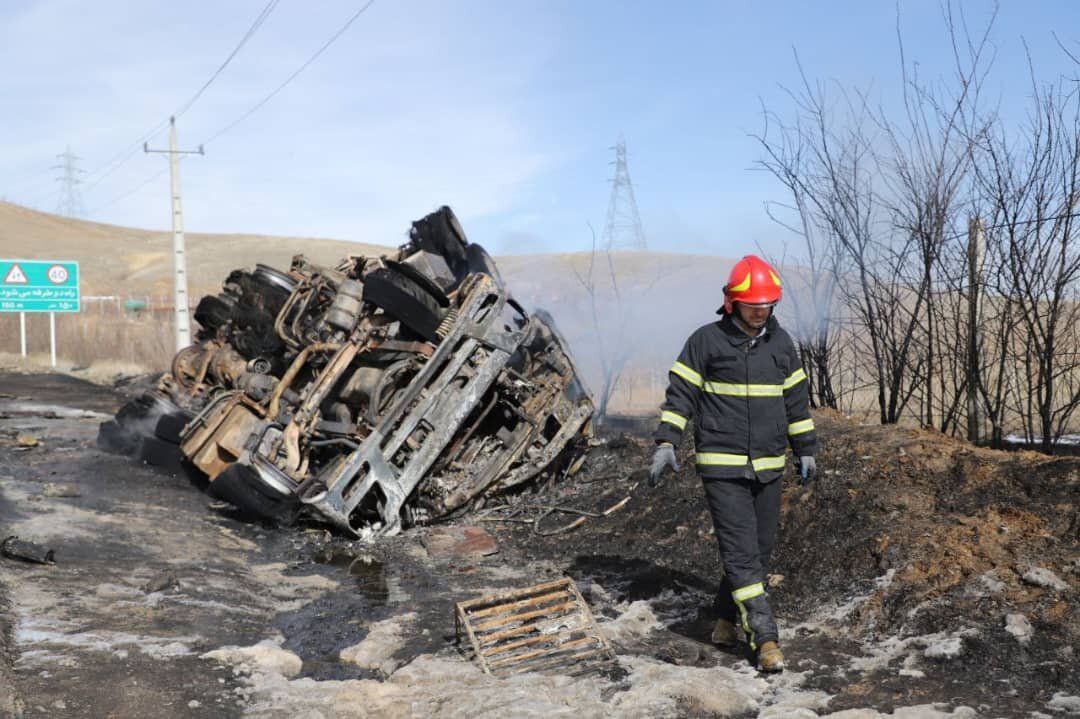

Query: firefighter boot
<box><xmin>711</xmin><ymin>618</ymin><xmax>739</xmax><ymax>647</ymax></box>
<box><xmin>732</xmin><ymin>584</ymin><xmax>781</xmax><ymax>670</ymax></box>
<box><xmin>757</xmin><ymin>641</ymin><xmax>785</xmax><ymax>672</ymax></box>
<box><xmin>712</xmin><ymin>582</ymin><xmax>740</xmax><ymax>646</ymax></box>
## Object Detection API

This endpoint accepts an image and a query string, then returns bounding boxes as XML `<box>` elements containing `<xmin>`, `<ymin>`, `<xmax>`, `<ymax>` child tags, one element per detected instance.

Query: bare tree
<box><xmin>756</xmin><ymin>111</ymin><xmax>844</xmax><ymax>410</ymax></box>
<box><xmin>975</xmin><ymin>72</ymin><xmax>1080</xmax><ymax>452</ymax></box>
<box><xmin>756</xmin><ymin>3</ymin><xmax>995</xmax><ymax>427</ymax></box>
<box><xmin>876</xmin><ymin>2</ymin><xmax>994</xmax><ymax>429</ymax></box>
<box><xmin>755</xmin><ymin>58</ymin><xmax>924</xmax><ymax>424</ymax></box>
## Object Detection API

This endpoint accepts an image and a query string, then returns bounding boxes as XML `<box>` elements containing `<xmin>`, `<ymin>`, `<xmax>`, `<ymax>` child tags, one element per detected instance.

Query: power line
<box><xmin>80</xmin><ymin>120</ymin><xmax>171</xmax><ymax>195</ymax></box>
<box><xmin>174</xmin><ymin>0</ymin><xmax>281</xmax><ymax>119</ymax></box>
<box><xmin>200</xmin><ymin>0</ymin><xmax>377</xmax><ymax>146</ymax></box>
<box><xmin>73</xmin><ymin>1</ymin><xmax>282</xmax><ymax>199</ymax></box>
<box><xmin>88</xmin><ymin>168</ymin><xmax>168</xmax><ymax>214</ymax></box>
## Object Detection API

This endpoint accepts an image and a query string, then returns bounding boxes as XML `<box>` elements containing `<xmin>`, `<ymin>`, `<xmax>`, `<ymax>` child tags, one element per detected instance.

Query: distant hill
<box><xmin>0</xmin><ymin>201</ymin><xmax>390</xmax><ymax>297</ymax></box>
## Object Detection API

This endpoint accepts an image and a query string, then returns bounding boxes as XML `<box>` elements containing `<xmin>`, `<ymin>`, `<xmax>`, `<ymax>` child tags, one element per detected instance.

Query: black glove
<box><xmin>648</xmin><ymin>443</ymin><xmax>680</xmax><ymax>487</ymax></box>
<box><xmin>799</xmin><ymin>455</ymin><xmax>817</xmax><ymax>486</ymax></box>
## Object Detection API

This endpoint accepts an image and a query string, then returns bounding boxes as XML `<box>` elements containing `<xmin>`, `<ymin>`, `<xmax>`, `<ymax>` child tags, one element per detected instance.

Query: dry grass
<box><xmin>0</xmin><ymin>310</ymin><xmax>173</xmax><ymax>375</ymax></box>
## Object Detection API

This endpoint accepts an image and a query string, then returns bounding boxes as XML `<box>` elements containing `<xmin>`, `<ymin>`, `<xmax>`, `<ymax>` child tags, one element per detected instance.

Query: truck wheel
<box><xmin>363</xmin><ymin>267</ymin><xmax>446</xmax><ymax>343</ymax></box>
<box><xmin>209</xmin><ymin>465</ymin><xmax>299</xmax><ymax>523</ymax></box>
<box><xmin>136</xmin><ymin>435</ymin><xmax>187</xmax><ymax>476</ymax></box>
<box><xmin>465</xmin><ymin>243</ymin><xmax>504</xmax><ymax>286</ymax></box>
<box><xmin>153</xmin><ymin>412</ymin><xmax>191</xmax><ymax>444</ymax></box>
<box><xmin>96</xmin><ymin>420</ymin><xmax>139</xmax><ymax>455</ymax></box>
<box><xmin>194</xmin><ymin>295</ymin><xmax>234</xmax><ymax>334</ymax></box>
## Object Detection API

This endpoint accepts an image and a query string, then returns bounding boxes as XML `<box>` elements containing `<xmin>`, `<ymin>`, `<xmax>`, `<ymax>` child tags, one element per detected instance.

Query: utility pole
<box><xmin>145</xmin><ymin>117</ymin><xmax>204</xmax><ymax>351</ymax></box>
<box><xmin>966</xmin><ymin>216</ymin><xmax>985</xmax><ymax>444</ymax></box>
<box><xmin>601</xmin><ymin>135</ymin><xmax>647</xmax><ymax>252</ymax></box>
<box><xmin>53</xmin><ymin>146</ymin><xmax>86</xmax><ymax>217</ymax></box>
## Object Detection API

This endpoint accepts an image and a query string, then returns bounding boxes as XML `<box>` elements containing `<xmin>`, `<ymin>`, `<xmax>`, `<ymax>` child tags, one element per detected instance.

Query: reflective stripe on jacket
<box><xmin>655</xmin><ymin>314</ymin><xmax>817</xmax><ymax>481</ymax></box>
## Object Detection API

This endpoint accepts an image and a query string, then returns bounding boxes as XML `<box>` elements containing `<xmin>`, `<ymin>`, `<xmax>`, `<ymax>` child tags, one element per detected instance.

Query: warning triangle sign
<box><xmin>4</xmin><ymin>264</ymin><xmax>28</xmax><ymax>285</ymax></box>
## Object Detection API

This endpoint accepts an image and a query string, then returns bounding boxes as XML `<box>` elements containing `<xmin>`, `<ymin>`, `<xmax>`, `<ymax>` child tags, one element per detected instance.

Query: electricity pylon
<box><xmin>601</xmin><ymin>135</ymin><xmax>647</xmax><ymax>252</ymax></box>
<box><xmin>53</xmin><ymin>146</ymin><xmax>86</xmax><ymax>217</ymax></box>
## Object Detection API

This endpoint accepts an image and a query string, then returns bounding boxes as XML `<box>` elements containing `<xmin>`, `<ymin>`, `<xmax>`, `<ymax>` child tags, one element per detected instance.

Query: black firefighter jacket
<box><xmin>655</xmin><ymin>313</ymin><xmax>817</xmax><ymax>482</ymax></box>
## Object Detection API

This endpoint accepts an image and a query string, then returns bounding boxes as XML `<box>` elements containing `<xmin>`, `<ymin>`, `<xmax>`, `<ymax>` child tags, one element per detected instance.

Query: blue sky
<box><xmin>3</xmin><ymin>1</ymin><xmax>1079</xmax><ymax>256</ymax></box>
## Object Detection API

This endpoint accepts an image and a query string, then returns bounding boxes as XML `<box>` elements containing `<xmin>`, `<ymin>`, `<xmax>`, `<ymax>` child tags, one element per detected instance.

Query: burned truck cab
<box><xmin>100</xmin><ymin>206</ymin><xmax>593</xmax><ymax>537</ymax></box>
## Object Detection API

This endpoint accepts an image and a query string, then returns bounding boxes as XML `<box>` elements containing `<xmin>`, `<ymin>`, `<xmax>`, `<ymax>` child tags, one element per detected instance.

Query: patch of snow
<box><xmin>340</xmin><ymin>612</ymin><xmax>417</xmax><ymax>674</ymax></box>
<box><xmin>1005</xmin><ymin>613</ymin><xmax>1033</xmax><ymax>645</ymax></box>
<box><xmin>0</xmin><ymin>400</ymin><xmax>110</xmax><ymax>419</ymax></box>
<box><xmin>163</xmin><ymin>595</ymin><xmax>264</xmax><ymax>615</ymax></box>
<box><xmin>15</xmin><ymin>616</ymin><xmax>198</xmax><ymax>661</ymax></box>
<box><xmin>202</xmin><ymin>636</ymin><xmax>303</xmax><ymax>679</ymax></box>
<box><xmin>849</xmin><ymin>630</ymin><xmax>974</xmax><ymax>675</ymax></box>
<box><xmin>1048</xmin><ymin>693</ymin><xmax>1080</xmax><ymax>714</ymax></box>
<box><xmin>616</xmin><ymin>655</ymin><xmax>767</xmax><ymax>716</ymax></box>
<box><xmin>899</xmin><ymin>653</ymin><xmax>925</xmax><ymax>678</ymax></box>
<box><xmin>1022</xmin><ymin>567</ymin><xmax>1069</xmax><ymax>592</ymax></box>
<box><xmin>141</xmin><ymin>641</ymin><xmax>193</xmax><ymax>659</ymax></box>
<box><xmin>93</xmin><ymin>583</ymin><xmax>143</xmax><ymax>600</ymax></box>
<box><xmin>818</xmin><ymin>571</ymin><xmax>894</xmax><ymax>625</ymax></box>
<box><xmin>597</xmin><ymin>600</ymin><xmax>661</xmax><ymax>645</ymax></box>
<box><xmin>1004</xmin><ymin>432</ymin><xmax>1080</xmax><ymax>446</ymax></box>
<box><xmin>201</xmin><ymin>648</ymin><xmax>770</xmax><ymax>719</ymax></box>
<box><xmin>822</xmin><ymin>705</ymin><xmax>976</xmax><ymax>718</ymax></box>
<box><xmin>923</xmin><ymin>636</ymin><xmax>964</xmax><ymax>660</ymax></box>
<box><xmin>969</xmin><ymin>570</ymin><xmax>1006</xmax><ymax>596</ymax></box>
<box><xmin>758</xmin><ymin>671</ymin><xmax>831</xmax><ymax>718</ymax></box>
<box><xmin>849</xmin><ymin>634</ymin><xmax>920</xmax><ymax>673</ymax></box>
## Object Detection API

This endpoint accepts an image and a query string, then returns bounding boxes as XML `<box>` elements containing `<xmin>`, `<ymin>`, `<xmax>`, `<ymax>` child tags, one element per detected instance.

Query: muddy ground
<box><xmin>1</xmin><ymin>372</ymin><xmax>1078</xmax><ymax>718</ymax></box>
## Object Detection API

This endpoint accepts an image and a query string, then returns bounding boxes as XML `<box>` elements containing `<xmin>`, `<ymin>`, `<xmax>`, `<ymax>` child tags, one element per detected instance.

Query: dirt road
<box><xmin>1</xmin><ymin>373</ymin><xmax>1076</xmax><ymax>718</ymax></box>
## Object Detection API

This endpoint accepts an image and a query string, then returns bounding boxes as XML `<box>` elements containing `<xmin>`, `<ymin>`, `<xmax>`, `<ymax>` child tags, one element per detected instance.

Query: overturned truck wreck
<box><xmin>100</xmin><ymin>207</ymin><xmax>594</xmax><ymax>536</ymax></box>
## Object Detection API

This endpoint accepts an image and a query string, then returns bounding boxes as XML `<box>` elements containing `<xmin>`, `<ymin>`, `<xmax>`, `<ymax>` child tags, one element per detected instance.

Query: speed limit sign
<box><xmin>47</xmin><ymin>264</ymin><xmax>70</xmax><ymax>284</ymax></box>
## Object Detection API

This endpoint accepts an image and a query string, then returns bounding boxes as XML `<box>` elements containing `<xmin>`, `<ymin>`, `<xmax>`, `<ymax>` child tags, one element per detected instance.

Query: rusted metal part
<box><xmin>455</xmin><ymin>578</ymin><xmax>613</xmax><ymax>676</ymax></box>
<box><xmin>422</xmin><ymin>525</ymin><xmax>499</xmax><ymax>559</ymax></box>
<box><xmin>180</xmin><ymin>393</ymin><xmax>264</xmax><ymax>480</ymax></box>
<box><xmin>266</xmin><ymin>342</ymin><xmax>341</xmax><ymax>420</ymax></box>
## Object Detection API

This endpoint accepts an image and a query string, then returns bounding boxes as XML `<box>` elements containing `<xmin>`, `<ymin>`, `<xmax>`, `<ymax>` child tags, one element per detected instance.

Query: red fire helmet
<box><xmin>721</xmin><ymin>255</ymin><xmax>783</xmax><ymax>314</ymax></box>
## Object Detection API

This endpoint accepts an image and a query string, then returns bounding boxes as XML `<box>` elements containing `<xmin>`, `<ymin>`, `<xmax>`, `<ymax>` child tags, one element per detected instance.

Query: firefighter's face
<box><xmin>735</xmin><ymin>302</ymin><xmax>773</xmax><ymax>329</ymax></box>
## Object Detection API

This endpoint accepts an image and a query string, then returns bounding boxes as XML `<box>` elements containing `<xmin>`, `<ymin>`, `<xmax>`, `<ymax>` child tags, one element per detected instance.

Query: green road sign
<box><xmin>0</xmin><ymin>259</ymin><xmax>80</xmax><ymax>313</ymax></box>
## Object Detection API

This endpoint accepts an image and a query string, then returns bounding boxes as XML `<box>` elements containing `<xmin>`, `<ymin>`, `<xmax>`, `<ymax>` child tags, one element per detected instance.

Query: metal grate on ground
<box><xmin>455</xmin><ymin>577</ymin><xmax>615</xmax><ymax>676</ymax></box>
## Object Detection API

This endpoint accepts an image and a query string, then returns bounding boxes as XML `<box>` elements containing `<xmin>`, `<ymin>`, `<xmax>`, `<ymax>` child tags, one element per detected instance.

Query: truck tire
<box><xmin>194</xmin><ymin>295</ymin><xmax>234</xmax><ymax>334</ymax></box>
<box><xmin>209</xmin><ymin>465</ymin><xmax>299</xmax><ymax>522</ymax></box>
<box><xmin>136</xmin><ymin>435</ymin><xmax>187</xmax><ymax>476</ymax></box>
<box><xmin>153</xmin><ymin>412</ymin><xmax>191</xmax><ymax>445</ymax></box>
<box><xmin>409</xmin><ymin>206</ymin><xmax>470</xmax><ymax>278</ymax></box>
<box><xmin>363</xmin><ymin>267</ymin><xmax>446</xmax><ymax>343</ymax></box>
<box><xmin>96</xmin><ymin>420</ymin><xmax>139</xmax><ymax>455</ymax></box>
<box><xmin>465</xmin><ymin>243</ymin><xmax>504</xmax><ymax>286</ymax></box>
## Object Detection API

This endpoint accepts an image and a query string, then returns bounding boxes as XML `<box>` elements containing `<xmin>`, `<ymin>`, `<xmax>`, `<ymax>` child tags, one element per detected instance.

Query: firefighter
<box><xmin>648</xmin><ymin>254</ymin><xmax>817</xmax><ymax>673</ymax></box>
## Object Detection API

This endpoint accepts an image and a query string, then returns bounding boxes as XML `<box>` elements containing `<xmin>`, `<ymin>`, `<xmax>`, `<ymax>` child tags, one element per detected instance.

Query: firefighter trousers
<box><xmin>703</xmin><ymin>475</ymin><xmax>782</xmax><ymax>649</ymax></box>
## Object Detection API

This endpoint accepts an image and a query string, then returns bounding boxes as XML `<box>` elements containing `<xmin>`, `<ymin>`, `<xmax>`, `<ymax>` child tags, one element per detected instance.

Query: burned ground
<box><xmin>482</xmin><ymin>412</ymin><xmax>1080</xmax><ymax>714</ymax></box>
<box><xmin>1</xmin><ymin>373</ymin><xmax>1078</xmax><ymax>717</ymax></box>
